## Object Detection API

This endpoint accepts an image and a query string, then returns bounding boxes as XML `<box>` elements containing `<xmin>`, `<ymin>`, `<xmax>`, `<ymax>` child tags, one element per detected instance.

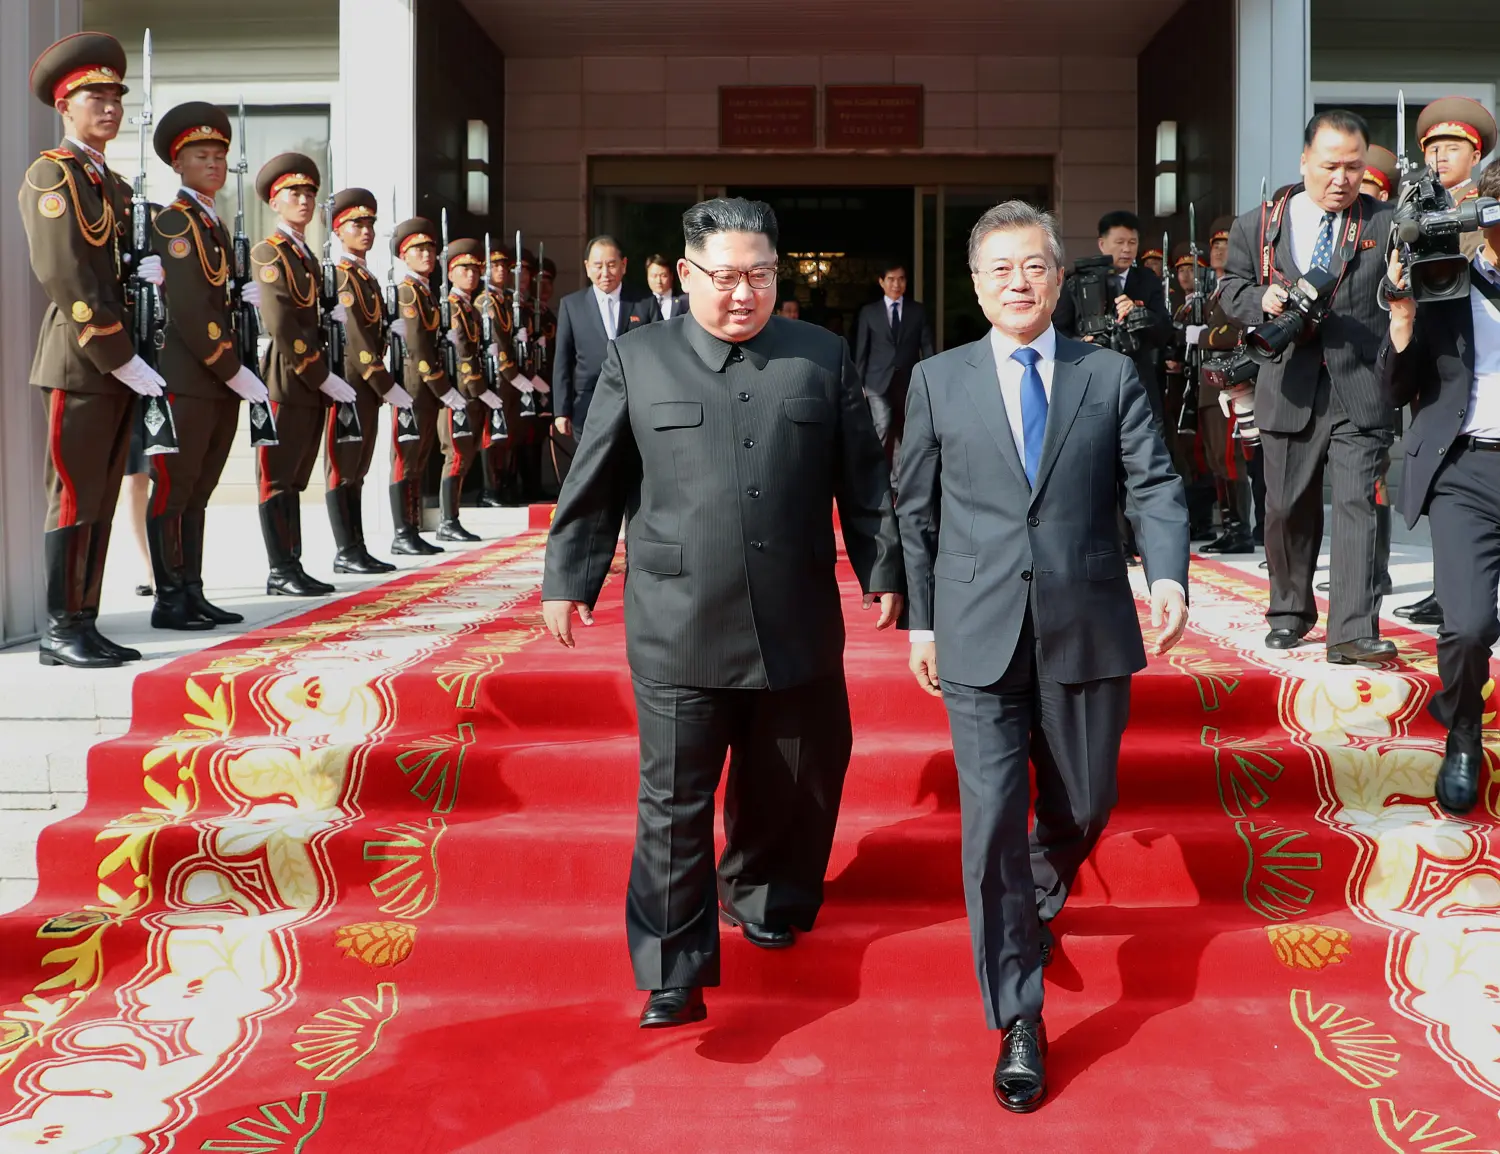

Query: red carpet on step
<box><xmin>0</xmin><ymin>531</ymin><xmax>1497</xmax><ymax>1152</ymax></box>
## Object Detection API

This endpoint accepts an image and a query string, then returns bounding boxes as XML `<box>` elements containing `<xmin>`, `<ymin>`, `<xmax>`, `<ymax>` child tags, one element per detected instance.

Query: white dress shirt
<box><xmin>1462</xmin><ymin>249</ymin><xmax>1500</xmax><ymax>439</ymax></box>
<box><xmin>66</xmin><ymin>137</ymin><xmax>108</xmax><ymax>178</ymax></box>
<box><xmin>909</xmin><ymin>323</ymin><xmax>1183</xmax><ymax>644</ymax></box>
<box><xmin>1286</xmin><ymin>191</ymin><xmax>1344</xmax><ymax>276</ymax></box>
<box><xmin>595</xmin><ymin>285</ymin><xmax>622</xmax><ymax>337</ymax></box>
<box><xmin>657</xmin><ymin>293</ymin><xmax>674</xmax><ymax>319</ymax></box>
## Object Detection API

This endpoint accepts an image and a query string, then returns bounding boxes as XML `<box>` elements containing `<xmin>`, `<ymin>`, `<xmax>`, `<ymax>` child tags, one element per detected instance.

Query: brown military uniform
<box><xmin>442</xmin><ymin>287</ymin><xmax>488</xmax><ymax>481</ymax></box>
<box><xmin>329</xmin><ymin>256</ymin><xmax>396</xmax><ymax>490</ymax></box>
<box><xmin>394</xmin><ymin>273</ymin><xmax>447</xmax><ymax>483</ymax></box>
<box><xmin>22</xmin><ymin>32</ymin><xmax>143</xmax><ymax>667</ymax></box>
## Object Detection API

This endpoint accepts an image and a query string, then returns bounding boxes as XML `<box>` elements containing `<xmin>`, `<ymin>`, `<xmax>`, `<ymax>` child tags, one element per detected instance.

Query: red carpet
<box><xmin>2</xmin><ymin>533</ymin><xmax>1498</xmax><ymax>1152</ymax></box>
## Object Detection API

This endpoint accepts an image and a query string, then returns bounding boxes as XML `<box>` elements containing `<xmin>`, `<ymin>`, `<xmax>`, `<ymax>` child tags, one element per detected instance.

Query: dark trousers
<box><xmin>392</xmin><ymin>394</ymin><xmax>438</xmax><ymax>485</ymax></box>
<box><xmin>1428</xmin><ymin>444</ymin><xmax>1500</xmax><ymax>735</ymax></box>
<box><xmin>438</xmin><ymin>401</ymin><xmax>483</xmax><ymax>480</ymax></box>
<box><xmin>1260</xmin><ymin>372</ymin><xmax>1393</xmax><ymax>645</ymax></box>
<box><xmin>149</xmin><ymin>395</ymin><xmax>237</xmax><ymax>519</ymax></box>
<box><xmin>866</xmin><ymin>380</ymin><xmax>907</xmax><ymax>467</ymax></box>
<box><xmin>941</xmin><ymin>612</ymin><xmax>1129</xmax><ymax>1030</ymax></box>
<box><xmin>1199</xmin><ymin>399</ymin><xmax>1252</xmax><ymax>525</ymax></box>
<box><xmin>325</xmin><ymin>388</ymin><xmax>381</xmax><ymax>490</ymax></box>
<box><xmin>626</xmin><ymin>672</ymin><xmax>853</xmax><ymax>990</ymax></box>
<box><xmin>43</xmin><ymin>388</ymin><xmax>133</xmax><ymax>531</ymax></box>
<box><xmin>256</xmin><ymin>402</ymin><xmax>323</xmax><ymax>501</ymax></box>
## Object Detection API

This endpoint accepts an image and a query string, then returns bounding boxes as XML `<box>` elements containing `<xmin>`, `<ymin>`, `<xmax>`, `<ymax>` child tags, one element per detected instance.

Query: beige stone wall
<box><xmin>504</xmin><ymin>54</ymin><xmax>1137</xmax><ymax>294</ymax></box>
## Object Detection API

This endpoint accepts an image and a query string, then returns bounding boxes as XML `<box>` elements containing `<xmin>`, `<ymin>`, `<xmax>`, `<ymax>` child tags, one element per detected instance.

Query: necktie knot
<box><xmin>1012</xmin><ymin>346</ymin><xmax>1042</xmax><ymax>368</ymax></box>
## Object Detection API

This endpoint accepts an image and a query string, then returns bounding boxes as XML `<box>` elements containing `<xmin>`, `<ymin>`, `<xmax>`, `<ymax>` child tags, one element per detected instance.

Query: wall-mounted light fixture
<box><xmin>1154</xmin><ymin>120</ymin><xmax>1178</xmax><ymax>218</ymax></box>
<box><xmin>466</xmin><ymin>119</ymin><xmax>490</xmax><ymax>216</ymax></box>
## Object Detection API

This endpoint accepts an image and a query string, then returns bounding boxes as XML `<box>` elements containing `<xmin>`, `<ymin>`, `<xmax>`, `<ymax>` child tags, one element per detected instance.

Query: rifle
<box><xmin>387</xmin><ymin>194</ymin><xmax>418</xmax><ymax>444</ymax></box>
<box><xmin>513</xmin><ymin>228</ymin><xmax>539</xmax><ymax>419</ymax></box>
<box><xmin>533</xmin><ymin>239</ymin><xmax>551</xmax><ymax>416</ymax></box>
<box><xmin>438</xmin><ymin>209</ymin><xmax>472</xmax><ymax>438</ymax></box>
<box><xmin>129</xmin><ymin>28</ymin><xmax>178</xmax><ymax>456</ymax></box>
<box><xmin>232</xmin><ymin>96</ymin><xmax>278</xmax><ymax>447</ymax></box>
<box><xmin>1177</xmin><ymin>203</ymin><xmax>1206</xmax><ymax>437</ymax></box>
<box><xmin>320</xmin><ymin>188</ymin><xmax>362</xmax><ymax>444</ymax></box>
<box><xmin>480</xmin><ymin>229</ymin><xmax>508</xmax><ymax>443</ymax></box>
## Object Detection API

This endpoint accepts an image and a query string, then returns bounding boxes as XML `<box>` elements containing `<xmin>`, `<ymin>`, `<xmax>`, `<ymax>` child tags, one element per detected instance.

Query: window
<box><xmin>215</xmin><ymin>104</ymin><xmax>333</xmax><ymax>251</ymax></box>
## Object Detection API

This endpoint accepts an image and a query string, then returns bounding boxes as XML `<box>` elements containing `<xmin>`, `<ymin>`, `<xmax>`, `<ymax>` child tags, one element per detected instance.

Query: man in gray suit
<box><xmin>896</xmin><ymin>201</ymin><xmax>1189</xmax><ymax>1112</ymax></box>
<box><xmin>541</xmin><ymin>197</ymin><xmax>905</xmax><ymax>1030</ymax></box>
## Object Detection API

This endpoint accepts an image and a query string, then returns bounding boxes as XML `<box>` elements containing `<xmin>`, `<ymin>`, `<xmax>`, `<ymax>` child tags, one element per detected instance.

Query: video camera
<box><xmin>1070</xmin><ymin>254</ymin><xmax>1157</xmax><ymax>357</ymax></box>
<box><xmin>1244</xmin><ymin>266</ymin><xmax>1339</xmax><ymax>362</ymax></box>
<box><xmin>1389</xmin><ymin>169</ymin><xmax>1500</xmax><ymax>303</ymax></box>
<box><xmin>1201</xmin><ymin>348</ymin><xmax>1261</xmax><ymax>444</ymax></box>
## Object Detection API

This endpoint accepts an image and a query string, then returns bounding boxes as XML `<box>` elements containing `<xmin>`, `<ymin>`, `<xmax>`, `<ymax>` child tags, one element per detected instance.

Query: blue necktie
<box><xmin>1013</xmin><ymin>346</ymin><xmax>1047</xmax><ymax>486</ymax></box>
<box><xmin>1310</xmin><ymin>211</ymin><xmax>1336</xmax><ymax>272</ymax></box>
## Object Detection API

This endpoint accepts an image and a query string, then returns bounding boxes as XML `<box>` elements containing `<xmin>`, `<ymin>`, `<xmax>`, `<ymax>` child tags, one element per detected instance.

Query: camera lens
<box><xmin>1247</xmin><ymin>312</ymin><xmax>1302</xmax><ymax>359</ymax></box>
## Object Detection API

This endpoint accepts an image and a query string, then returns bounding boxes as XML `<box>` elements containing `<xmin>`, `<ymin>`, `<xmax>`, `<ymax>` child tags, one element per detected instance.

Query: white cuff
<box><xmin>909</xmin><ymin>629</ymin><xmax>935</xmax><ymax>644</ymax></box>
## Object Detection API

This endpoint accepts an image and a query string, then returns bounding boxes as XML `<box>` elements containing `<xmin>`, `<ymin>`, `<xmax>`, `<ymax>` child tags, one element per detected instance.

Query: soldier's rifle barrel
<box><xmin>130</xmin><ymin>28</ymin><xmax>165</xmax><ymax>367</ymax></box>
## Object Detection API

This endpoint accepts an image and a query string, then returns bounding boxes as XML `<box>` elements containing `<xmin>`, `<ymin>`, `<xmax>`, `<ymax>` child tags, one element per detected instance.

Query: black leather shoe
<box><xmin>1435</xmin><ymin>730</ymin><xmax>1483</xmax><ymax>816</ymax></box>
<box><xmin>267</xmin><ymin>566</ymin><xmax>332</xmax><ymax>597</ymax></box>
<box><xmin>479</xmin><ymin>490</ymin><xmax>505</xmax><ymax>508</ymax></box>
<box><xmin>1327</xmin><ymin>638</ymin><xmax>1397</xmax><ymax>665</ymax></box>
<box><xmin>185</xmin><ymin>585</ymin><xmax>243</xmax><ymax>625</ymax></box>
<box><xmin>1203</xmin><ymin>529</ymin><xmax>1254</xmax><ymax>555</ymax></box>
<box><xmin>720</xmin><ymin>907</ymin><xmax>795</xmax><ymax>949</ymax></box>
<box><xmin>1394</xmin><ymin>594</ymin><xmax>1444</xmax><ymax>626</ymax></box>
<box><xmin>993</xmin><ymin>1019</ymin><xmax>1047</xmax><ymax>1113</ymax></box>
<box><xmin>435</xmin><ymin>520</ymin><xmax>481</xmax><ymax>543</ymax></box>
<box><xmin>1265</xmin><ymin>628</ymin><xmax>1308</xmax><ymax>650</ymax></box>
<box><xmin>77</xmin><ymin>612</ymin><xmax>141</xmax><ymax>663</ymax></box>
<box><xmin>1039</xmin><ymin>922</ymin><xmax>1055</xmax><ymax>969</ymax></box>
<box><xmin>334</xmin><ymin>549</ymin><xmax>397</xmax><ymax>575</ymax></box>
<box><xmin>639</xmin><ymin>987</ymin><xmax>706</xmax><ymax>1029</ymax></box>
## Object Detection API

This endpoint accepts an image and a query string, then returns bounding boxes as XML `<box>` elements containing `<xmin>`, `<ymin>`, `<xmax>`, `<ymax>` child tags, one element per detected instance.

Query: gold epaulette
<box><xmin>268</xmin><ymin>233</ymin><xmax>288</xmax><ymax>246</ymax></box>
<box><xmin>39</xmin><ymin>148</ymin><xmax>73</xmax><ymax>163</ymax></box>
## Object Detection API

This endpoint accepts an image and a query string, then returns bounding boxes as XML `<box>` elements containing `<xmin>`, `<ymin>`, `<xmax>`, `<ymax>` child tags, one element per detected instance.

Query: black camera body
<box><xmin>1245</xmin><ymin>266</ymin><xmax>1339</xmax><ymax>362</ymax></box>
<box><xmin>1202</xmin><ymin>347</ymin><xmax>1262</xmax><ymax>444</ymax></box>
<box><xmin>1069</xmin><ymin>254</ymin><xmax>1153</xmax><ymax>357</ymax></box>
<box><xmin>1391</xmin><ymin>168</ymin><xmax>1500</xmax><ymax>303</ymax></box>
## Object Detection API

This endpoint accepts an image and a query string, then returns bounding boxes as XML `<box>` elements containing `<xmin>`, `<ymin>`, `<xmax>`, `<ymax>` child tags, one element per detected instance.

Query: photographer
<box><xmin>1218</xmin><ymin>110</ymin><xmax>1396</xmax><ymax>664</ymax></box>
<box><xmin>1378</xmin><ymin>158</ymin><xmax>1500</xmax><ymax>815</ymax></box>
<box><xmin>1056</xmin><ymin>210</ymin><xmax>1174</xmax><ymax>431</ymax></box>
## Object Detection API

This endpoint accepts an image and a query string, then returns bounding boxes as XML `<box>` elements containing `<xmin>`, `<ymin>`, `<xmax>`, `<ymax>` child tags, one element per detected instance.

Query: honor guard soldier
<box><xmin>148</xmin><ymin>101</ymin><xmax>269</xmax><ymax>631</ymax></box>
<box><xmin>328</xmin><ymin>188</ymin><xmax>411</xmax><ymax>573</ymax></box>
<box><xmin>477</xmin><ymin>239</ymin><xmax>526</xmax><ymax>506</ymax></box>
<box><xmin>390</xmin><ymin>217</ymin><xmax>461</xmax><ymax>554</ymax></box>
<box><xmin>1362</xmin><ymin>145</ymin><xmax>1400</xmax><ymax>202</ymax></box>
<box><xmin>438</xmin><ymin>238</ymin><xmax>501</xmax><ymax>541</ymax></box>
<box><xmin>21</xmin><ymin>32</ymin><xmax>167</xmax><ymax>667</ymax></box>
<box><xmin>1419</xmin><ymin>97</ymin><xmax>1498</xmax><ymax>206</ymax></box>
<box><xmin>250</xmin><ymin>153</ymin><xmax>358</xmax><ymax>595</ymax></box>
<box><xmin>536</xmin><ymin>255</ymin><xmax>564</xmax><ymax>496</ymax></box>
<box><xmin>1140</xmin><ymin>243</ymin><xmax>1165</xmax><ymax>280</ymax></box>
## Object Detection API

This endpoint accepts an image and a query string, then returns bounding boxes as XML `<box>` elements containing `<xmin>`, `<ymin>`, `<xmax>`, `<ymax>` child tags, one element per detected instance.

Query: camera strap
<box><xmin>1259</xmin><ymin>188</ymin><xmax>1365</xmax><ymax>299</ymax></box>
<box><xmin>1468</xmin><ymin>269</ymin><xmax>1500</xmax><ymax>308</ymax></box>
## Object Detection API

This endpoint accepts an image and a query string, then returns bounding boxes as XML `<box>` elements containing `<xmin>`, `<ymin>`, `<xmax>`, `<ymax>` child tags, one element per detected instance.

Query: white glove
<box><xmin>489</xmin><ymin>341</ymin><xmax>503</xmax><ymax>362</ymax></box>
<box><xmin>439</xmin><ymin>388</ymin><xmax>466</xmax><ymax>411</ymax></box>
<box><xmin>225</xmin><ymin>364</ymin><xmax>268</xmax><ymax>404</ymax></box>
<box><xmin>1184</xmin><ymin>324</ymin><xmax>1208</xmax><ymax>347</ymax></box>
<box><xmin>516</xmin><ymin>328</ymin><xmax>529</xmax><ymax>344</ymax></box>
<box><xmin>389</xmin><ymin>318</ymin><xmax>406</xmax><ymax>341</ymax></box>
<box><xmin>513</xmin><ymin>376</ymin><xmax>535</xmax><ymax>394</ymax></box>
<box><xmin>528</xmin><ymin>375</ymin><xmax>551</xmax><ymax>395</ymax></box>
<box><xmin>136</xmin><ymin>254</ymin><xmax>164</xmax><ymax>287</ymax></box>
<box><xmin>319</xmin><ymin>373</ymin><xmax>357</xmax><ymax>404</ymax></box>
<box><xmin>113</xmin><ymin>355</ymin><xmax>165</xmax><ymax>397</ymax></box>
<box><xmin>446</xmin><ymin>328</ymin><xmax>461</xmax><ymax>348</ymax></box>
<box><xmin>331</xmin><ymin>302</ymin><xmax>348</xmax><ymax>324</ymax></box>
<box><xmin>241</xmin><ymin>277</ymin><xmax>262</xmax><ymax>308</ymax></box>
<box><xmin>479</xmin><ymin>391</ymin><xmax>502</xmax><ymax>411</ymax></box>
<box><xmin>385</xmin><ymin>385</ymin><xmax>414</xmax><ymax>410</ymax></box>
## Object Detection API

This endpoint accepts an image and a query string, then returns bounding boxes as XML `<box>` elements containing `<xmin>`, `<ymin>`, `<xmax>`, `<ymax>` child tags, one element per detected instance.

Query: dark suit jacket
<box><xmin>1378</xmin><ymin>289</ymin><xmax>1484</xmax><ymax>527</ymax></box>
<box><xmin>895</xmin><ymin>333</ymin><xmax>1189</xmax><ymax>687</ymax></box>
<box><xmin>553</xmin><ymin>286</ymin><xmax>647</xmax><ymax>430</ymax></box>
<box><xmin>1217</xmin><ymin>188</ymin><xmax>1394</xmax><ymax>435</ymax></box>
<box><xmin>1053</xmin><ymin>264</ymin><xmax>1174</xmax><ymax>402</ymax></box>
<box><xmin>853</xmin><ymin>296</ymin><xmax>935</xmax><ymax>396</ymax></box>
<box><xmin>542</xmin><ymin>314</ymin><xmax>905</xmax><ymax>690</ymax></box>
<box><xmin>641</xmin><ymin>293</ymin><xmax>690</xmax><ymax>323</ymax></box>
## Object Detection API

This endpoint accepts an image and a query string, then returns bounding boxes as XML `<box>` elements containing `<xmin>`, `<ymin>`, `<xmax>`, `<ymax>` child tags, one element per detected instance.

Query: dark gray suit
<box><xmin>641</xmin><ymin>292</ymin><xmax>689</xmax><ymax>323</ymax></box>
<box><xmin>895</xmin><ymin>331</ymin><xmax>1188</xmax><ymax>1030</ymax></box>
<box><xmin>1218</xmin><ymin>188</ymin><xmax>1395</xmax><ymax>645</ymax></box>
<box><xmin>552</xmin><ymin>286</ymin><xmax>646</xmax><ymax>433</ymax></box>
<box><xmin>854</xmin><ymin>295</ymin><xmax>935</xmax><ymax>461</ymax></box>
<box><xmin>542</xmin><ymin>313</ymin><xmax>904</xmax><ymax>990</ymax></box>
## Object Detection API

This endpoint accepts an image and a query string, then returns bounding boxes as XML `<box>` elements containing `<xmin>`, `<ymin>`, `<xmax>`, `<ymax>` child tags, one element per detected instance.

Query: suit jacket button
<box><xmin>1022</xmin><ymin>570</ymin><xmax>1032</xmax><ymax>581</ymax></box>
<box><xmin>738</xmin><ymin>392</ymin><xmax>751</xmax><ymax>402</ymax></box>
<box><xmin>746</xmin><ymin>486</ymin><xmax>760</xmax><ymax>498</ymax></box>
<box><xmin>751</xmin><ymin>540</ymin><xmax>764</xmax><ymax>550</ymax></box>
<box><xmin>1027</xmin><ymin>516</ymin><xmax>1040</xmax><ymax>527</ymax></box>
<box><xmin>1438</xmin><ymin>447</ymin><xmax>1445</xmax><ymax>455</ymax></box>
<box><xmin>743</xmin><ymin>438</ymin><xmax>755</xmax><ymax>449</ymax></box>
<box><xmin>730</xmin><ymin>347</ymin><xmax>743</xmax><ymax>361</ymax></box>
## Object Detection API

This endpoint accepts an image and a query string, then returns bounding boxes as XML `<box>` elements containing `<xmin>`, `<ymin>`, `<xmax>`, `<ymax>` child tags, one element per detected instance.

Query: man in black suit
<box><xmin>897</xmin><ymin>200</ymin><xmax>1188</xmax><ymax>1112</ymax></box>
<box><xmin>854</xmin><ymin>260</ymin><xmax>934</xmax><ymax>463</ymax></box>
<box><xmin>1218</xmin><ymin>110</ymin><xmax>1397</xmax><ymax>664</ymax></box>
<box><xmin>1378</xmin><ymin>159</ymin><xmax>1500</xmax><ymax>816</ymax></box>
<box><xmin>552</xmin><ymin>235</ymin><xmax>646</xmax><ymax>439</ymax></box>
<box><xmin>640</xmin><ymin>252</ymin><xmax>689</xmax><ymax>322</ymax></box>
<box><xmin>541</xmin><ymin>198</ymin><xmax>905</xmax><ymax>1030</ymax></box>
<box><xmin>1054</xmin><ymin>210</ymin><xmax>1175</xmax><ymax>430</ymax></box>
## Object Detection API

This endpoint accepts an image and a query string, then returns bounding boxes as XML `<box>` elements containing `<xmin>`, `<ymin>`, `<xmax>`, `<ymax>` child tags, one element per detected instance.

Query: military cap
<box><xmin>519</xmin><ymin>247</ymin><xmax>538</xmax><ymax>270</ymax></box>
<box><xmin>153</xmin><ymin>101</ymin><xmax>231</xmax><ymax>166</ymax></box>
<box><xmin>540</xmin><ymin>257</ymin><xmax>557</xmax><ymax>277</ymax></box>
<box><xmin>331</xmin><ymin>188</ymin><xmax>377</xmax><ymax>232</ymax></box>
<box><xmin>447</xmin><ymin>237</ymin><xmax>485</xmax><ymax>271</ymax></box>
<box><xmin>30</xmin><ymin>32</ymin><xmax>128</xmax><ymax>107</ymax></box>
<box><xmin>255</xmin><ymin>152</ymin><xmax>320</xmax><ymax>203</ymax></box>
<box><xmin>395</xmin><ymin>217</ymin><xmax>438</xmax><ymax>258</ymax></box>
<box><xmin>1140</xmin><ymin>245</ymin><xmax>1164</xmax><ymax>264</ymax></box>
<box><xmin>1418</xmin><ymin>96</ymin><xmax>1497</xmax><ymax>157</ymax></box>
<box><xmin>1362</xmin><ymin>145</ymin><xmax>1400</xmax><ymax>198</ymax></box>
<box><xmin>1208</xmin><ymin>215</ymin><xmax>1234</xmax><ymax>243</ymax></box>
<box><xmin>490</xmin><ymin>241</ymin><xmax>517</xmax><ymax>264</ymax></box>
<box><xmin>1170</xmin><ymin>240</ymin><xmax>1206</xmax><ymax>269</ymax></box>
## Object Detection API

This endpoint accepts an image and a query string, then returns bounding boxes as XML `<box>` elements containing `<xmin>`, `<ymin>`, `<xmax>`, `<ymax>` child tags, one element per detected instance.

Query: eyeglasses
<box><xmin>685</xmin><ymin>257</ymin><xmax>778</xmax><ymax>292</ymax></box>
<box><xmin>979</xmin><ymin>260</ymin><xmax>1055</xmax><ymax>286</ymax></box>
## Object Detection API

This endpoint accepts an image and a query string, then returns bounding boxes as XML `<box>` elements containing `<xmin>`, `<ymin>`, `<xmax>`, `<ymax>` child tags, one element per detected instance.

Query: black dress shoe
<box><xmin>391</xmin><ymin>530</ymin><xmax>443</xmax><ymax>557</ymax></box>
<box><xmin>993</xmin><ymin>1019</ymin><xmax>1047</xmax><ymax>1113</ymax></box>
<box><xmin>1435</xmin><ymin>730</ymin><xmax>1483</xmax><ymax>816</ymax></box>
<box><xmin>78</xmin><ymin>616</ymin><xmax>142</xmax><ymax>663</ymax></box>
<box><xmin>639</xmin><ymin>987</ymin><xmax>706</xmax><ymax>1029</ymax></box>
<box><xmin>1394</xmin><ymin>594</ymin><xmax>1444</xmax><ymax>625</ymax></box>
<box><xmin>1039</xmin><ymin>923</ymin><xmax>1055</xmax><ymax>969</ymax></box>
<box><xmin>479</xmin><ymin>490</ymin><xmax>505</xmax><ymax>508</ymax></box>
<box><xmin>266</xmin><ymin>566</ymin><xmax>333</xmax><ymax>597</ymax></box>
<box><xmin>333</xmin><ymin>549</ymin><xmax>397</xmax><ymax>575</ymax></box>
<box><xmin>720</xmin><ymin>907</ymin><xmax>795</xmax><ymax>949</ymax></box>
<box><xmin>1327</xmin><ymin>638</ymin><xmax>1397</xmax><ymax>665</ymax></box>
<box><xmin>1265</xmin><ymin>628</ymin><xmax>1308</xmax><ymax>650</ymax></box>
<box><xmin>1203</xmin><ymin>529</ymin><xmax>1255</xmax><ymax>555</ymax></box>
<box><xmin>435</xmin><ymin>520</ymin><xmax>481</xmax><ymax>543</ymax></box>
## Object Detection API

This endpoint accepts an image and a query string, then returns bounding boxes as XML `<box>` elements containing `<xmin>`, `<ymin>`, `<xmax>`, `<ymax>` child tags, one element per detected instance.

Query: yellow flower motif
<box><xmin>264</xmin><ymin>673</ymin><xmax>381</xmax><ymax>743</ymax></box>
<box><xmin>1268</xmin><ymin>924</ymin><xmax>1351</xmax><ymax>970</ymax></box>
<box><xmin>1290</xmin><ymin>667</ymin><xmax>1408</xmax><ymax>738</ymax></box>
<box><xmin>334</xmin><ymin>922</ymin><xmax>417</xmax><ymax>968</ymax></box>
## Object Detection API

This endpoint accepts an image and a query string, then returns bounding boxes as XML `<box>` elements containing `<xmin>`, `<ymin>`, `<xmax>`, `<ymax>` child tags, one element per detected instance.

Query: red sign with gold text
<box><xmin>719</xmin><ymin>86</ymin><xmax>818</xmax><ymax>149</ymax></box>
<box><xmin>825</xmin><ymin>85</ymin><xmax>924</xmax><ymax>149</ymax></box>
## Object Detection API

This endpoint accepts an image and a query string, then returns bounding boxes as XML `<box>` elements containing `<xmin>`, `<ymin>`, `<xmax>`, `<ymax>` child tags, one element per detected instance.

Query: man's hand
<box><xmin>553</xmin><ymin>416</ymin><xmax>573</xmax><ymax>437</ymax></box>
<box><xmin>909</xmin><ymin>641</ymin><xmax>941</xmax><ymax>697</ymax></box>
<box><xmin>1387</xmin><ymin>249</ymin><xmax>1416</xmax><ymax>352</ymax></box>
<box><xmin>1261</xmin><ymin>284</ymin><xmax>1289</xmax><ymax>317</ymax></box>
<box><xmin>542</xmin><ymin>599</ymin><xmax>594</xmax><ymax>647</ymax></box>
<box><xmin>862</xmin><ymin>591</ymin><xmax>902</xmax><ymax>629</ymax></box>
<box><xmin>1151</xmin><ymin>582</ymin><xmax>1188</xmax><ymax>656</ymax></box>
<box><xmin>385</xmin><ymin>385</ymin><xmax>414</xmax><ymax>410</ymax></box>
<box><xmin>1114</xmin><ymin>294</ymin><xmax>1134</xmax><ymax>322</ymax></box>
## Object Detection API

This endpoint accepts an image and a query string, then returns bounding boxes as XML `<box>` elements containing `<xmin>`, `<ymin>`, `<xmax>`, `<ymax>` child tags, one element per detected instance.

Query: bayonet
<box><xmin>130</xmin><ymin>29</ymin><xmax>178</xmax><ymax>455</ymax></box>
<box><xmin>232</xmin><ymin>96</ymin><xmax>277</xmax><ymax>447</ymax></box>
<box><xmin>321</xmin><ymin>184</ymin><xmax>360</xmax><ymax>443</ymax></box>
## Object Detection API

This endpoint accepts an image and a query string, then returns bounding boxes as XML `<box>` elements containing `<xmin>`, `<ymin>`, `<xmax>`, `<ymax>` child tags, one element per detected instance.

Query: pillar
<box><xmin>1235</xmin><ymin>0</ymin><xmax>1310</xmax><ymax>212</ymax></box>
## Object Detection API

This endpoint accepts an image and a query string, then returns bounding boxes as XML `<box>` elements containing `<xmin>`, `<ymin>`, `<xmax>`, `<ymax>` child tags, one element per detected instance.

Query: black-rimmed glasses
<box><xmin>685</xmin><ymin>257</ymin><xmax>778</xmax><ymax>292</ymax></box>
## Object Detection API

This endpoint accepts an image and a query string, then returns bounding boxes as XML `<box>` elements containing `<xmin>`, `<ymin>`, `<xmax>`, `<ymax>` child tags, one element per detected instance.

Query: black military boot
<box><xmin>38</xmin><ymin>527</ymin><xmax>119</xmax><ymax>668</ymax></box>
<box><xmin>77</xmin><ymin>522</ymin><xmax>142</xmax><ymax>662</ymax></box>
<box><xmin>285</xmin><ymin>493</ymin><xmax>335</xmax><ymax>594</ymax></box>
<box><xmin>390</xmin><ymin>480</ymin><xmax>443</xmax><ymax>555</ymax></box>
<box><xmin>479</xmin><ymin>449</ymin><xmax>505</xmax><ymax>507</ymax></box>
<box><xmin>181</xmin><ymin>506</ymin><xmax>243</xmax><ymax>624</ymax></box>
<box><xmin>262</xmin><ymin>496</ymin><xmax>330</xmax><ymax>597</ymax></box>
<box><xmin>436</xmin><ymin>476</ymin><xmax>481</xmax><ymax>542</ymax></box>
<box><xmin>329</xmin><ymin>486</ymin><xmax>394</xmax><ymax>574</ymax></box>
<box><xmin>346</xmin><ymin>485</ymin><xmax>395</xmax><ymax>573</ymax></box>
<box><xmin>147</xmin><ymin>515</ymin><xmax>215</xmax><ymax>631</ymax></box>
